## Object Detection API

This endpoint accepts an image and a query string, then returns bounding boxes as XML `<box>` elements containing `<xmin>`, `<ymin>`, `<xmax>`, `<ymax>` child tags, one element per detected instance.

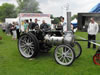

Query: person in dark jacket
<box><xmin>31</xmin><ymin>19</ymin><xmax>39</xmax><ymax>30</ymax></box>
<box><xmin>40</xmin><ymin>20</ymin><xmax>49</xmax><ymax>31</ymax></box>
<box><xmin>16</xmin><ymin>22</ymin><xmax>20</xmax><ymax>39</ymax></box>
<box><xmin>28</xmin><ymin>19</ymin><xmax>34</xmax><ymax>31</ymax></box>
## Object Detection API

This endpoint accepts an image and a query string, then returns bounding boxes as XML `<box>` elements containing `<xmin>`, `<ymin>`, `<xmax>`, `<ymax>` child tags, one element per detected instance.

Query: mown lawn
<box><xmin>0</xmin><ymin>28</ymin><xmax>100</xmax><ymax>75</ymax></box>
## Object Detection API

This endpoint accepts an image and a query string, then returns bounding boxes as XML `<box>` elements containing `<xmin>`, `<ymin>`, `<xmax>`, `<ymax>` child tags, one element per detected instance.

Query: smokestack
<box><xmin>67</xmin><ymin>12</ymin><xmax>71</xmax><ymax>31</ymax></box>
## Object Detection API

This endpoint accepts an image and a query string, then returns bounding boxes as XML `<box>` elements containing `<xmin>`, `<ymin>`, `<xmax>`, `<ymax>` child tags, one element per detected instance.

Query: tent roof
<box><xmin>71</xmin><ymin>18</ymin><xmax>77</xmax><ymax>23</ymax></box>
<box><xmin>90</xmin><ymin>3</ymin><xmax>100</xmax><ymax>13</ymax></box>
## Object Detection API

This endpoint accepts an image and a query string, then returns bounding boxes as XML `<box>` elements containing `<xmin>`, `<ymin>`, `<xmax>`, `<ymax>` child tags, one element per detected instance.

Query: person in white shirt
<box><xmin>60</xmin><ymin>17</ymin><xmax>67</xmax><ymax>32</ymax></box>
<box><xmin>87</xmin><ymin>18</ymin><xmax>99</xmax><ymax>49</ymax></box>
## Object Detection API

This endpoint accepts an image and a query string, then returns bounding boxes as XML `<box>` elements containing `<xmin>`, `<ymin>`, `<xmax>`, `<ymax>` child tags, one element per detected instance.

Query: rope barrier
<box><xmin>75</xmin><ymin>35</ymin><xmax>100</xmax><ymax>46</ymax></box>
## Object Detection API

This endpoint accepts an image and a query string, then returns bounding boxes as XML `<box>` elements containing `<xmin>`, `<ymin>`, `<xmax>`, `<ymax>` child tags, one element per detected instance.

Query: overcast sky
<box><xmin>0</xmin><ymin>0</ymin><xmax>99</xmax><ymax>17</ymax></box>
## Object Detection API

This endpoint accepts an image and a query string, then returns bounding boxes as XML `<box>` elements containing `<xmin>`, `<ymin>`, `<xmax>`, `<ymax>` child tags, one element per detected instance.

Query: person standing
<box><xmin>87</xmin><ymin>18</ymin><xmax>99</xmax><ymax>49</ymax></box>
<box><xmin>40</xmin><ymin>20</ymin><xmax>49</xmax><ymax>31</ymax></box>
<box><xmin>6</xmin><ymin>23</ymin><xmax>12</xmax><ymax>36</ymax></box>
<box><xmin>31</xmin><ymin>19</ymin><xmax>39</xmax><ymax>30</ymax></box>
<box><xmin>28</xmin><ymin>19</ymin><xmax>34</xmax><ymax>31</ymax></box>
<box><xmin>11</xmin><ymin>22</ymin><xmax>17</xmax><ymax>40</ymax></box>
<box><xmin>9</xmin><ymin>23</ymin><xmax>13</xmax><ymax>36</ymax></box>
<box><xmin>71</xmin><ymin>23</ymin><xmax>74</xmax><ymax>31</ymax></box>
<box><xmin>60</xmin><ymin>17</ymin><xmax>67</xmax><ymax>32</ymax></box>
<box><xmin>2</xmin><ymin>24</ymin><xmax>6</xmax><ymax>33</ymax></box>
<box><xmin>24</xmin><ymin>20</ymin><xmax>29</xmax><ymax>32</ymax></box>
<box><xmin>16</xmin><ymin>22</ymin><xmax>20</xmax><ymax>39</ymax></box>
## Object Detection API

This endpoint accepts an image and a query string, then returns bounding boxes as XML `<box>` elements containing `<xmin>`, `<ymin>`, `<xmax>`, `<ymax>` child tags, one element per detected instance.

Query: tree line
<box><xmin>0</xmin><ymin>0</ymin><xmax>77</xmax><ymax>23</ymax></box>
<box><xmin>0</xmin><ymin>0</ymin><xmax>41</xmax><ymax>22</ymax></box>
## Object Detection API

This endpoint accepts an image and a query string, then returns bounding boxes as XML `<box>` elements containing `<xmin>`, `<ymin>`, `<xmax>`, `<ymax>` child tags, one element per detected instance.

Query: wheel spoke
<box><xmin>20</xmin><ymin>45</ymin><xmax>26</xmax><ymax>48</ymax></box>
<box><xmin>20</xmin><ymin>40</ymin><xmax>24</xmax><ymax>42</ymax></box>
<box><xmin>66</xmin><ymin>57</ymin><xmax>70</xmax><ymax>62</ymax></box>
<box><xmin>59</xmin><ymin>56</ymin><xmax>63</xmax><ymax>60</ymax></box>
<box><xmin>30</xmin><ymin>46</ymin><xmax>34</xmax><ymax>49</ymax></box>
<box><xmin>21</xmin><ymin>46</ymin><xmax>27</xmax><ymax>51</ymax></box>
<box><xmin>66</xmin><ymin>49</ymin><xmax>70</xmax><ymax>54</ymax></box>
<box><xmin>56</xmin><ymin>52</ymin><xmax>62</xmax><ymax>56</ymax></box>
<box><xmin>66</xmin><ymin>55</ymin><xmax>72</xmax><ymax>59</ymax></box>
<box><xmin>64</xmin><ymin>57</ymin><xmax>67</xmax><ymax>63</ymax></box>
<box><xmin>28</xmin><ymin>48</ymin><xmax>33</xmax><ymax>55</ymax></box>
<box><xmin>24</xmin><ymin>49</ymin><xmax>28</xmax><ymax>54</ymax></box>
<box><xmin>62</xmin><ymin>57</ymin><xmax>65</xmax><ymax>63</ymax></box>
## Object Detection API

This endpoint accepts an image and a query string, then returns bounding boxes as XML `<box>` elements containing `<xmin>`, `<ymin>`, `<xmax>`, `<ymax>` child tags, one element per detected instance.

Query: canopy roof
<box><xmin>90</xmin><ymin>3</ymin><xmax>100</xmax><ymax>13</ymax></box>
<box><xmin>71</xmin><ymin>18</ymin><xmax>77</xmax><ymax>24</ymax></box>
<box><xmin>71</xmin><ymin>18</ymin><xmax>77</xmax><ymax>27</ymax></box>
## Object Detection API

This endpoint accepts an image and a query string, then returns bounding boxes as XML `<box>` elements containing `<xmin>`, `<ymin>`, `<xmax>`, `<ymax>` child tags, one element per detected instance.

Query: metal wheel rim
<box><xmin>19</xmin><ymin>35</ymin><xmax>35</xmax><ymax>58</ymax></box>
<box><xmin>55</xmin><ymin>45</ymin><xmax>74</xmax><ymax>66</ymax></box>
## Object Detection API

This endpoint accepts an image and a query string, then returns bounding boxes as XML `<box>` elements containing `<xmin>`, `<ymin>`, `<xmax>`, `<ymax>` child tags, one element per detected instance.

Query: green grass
<box><xmin>0</xmin><ymin>29</ymin><xmax>100</xmax><ymax>75</ymax></box>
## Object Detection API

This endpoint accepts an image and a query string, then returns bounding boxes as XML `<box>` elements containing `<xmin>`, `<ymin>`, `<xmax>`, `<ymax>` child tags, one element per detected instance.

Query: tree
<box><xmin>71</xmin><ymin>14</ymin><xmax>77</xmax><ymax>21</ymax></box>
<box><xmin>0</xmin><ymin>3</ymin><xmax>17</xmax><ymax>22</ymax></box>
<box><xmin>50</xmin><ymin>15</ymin><xmax>54</xmax><ymax>19</ymax></box>
<box><xmin>51</xmin><ymin>17</ymin><xmax>60</xmax><ymax>24</ymax></box>
<box><xmin>17</xmin><ymin>0</ymin><xmax>41</xmax><ymax>13</ymax></box>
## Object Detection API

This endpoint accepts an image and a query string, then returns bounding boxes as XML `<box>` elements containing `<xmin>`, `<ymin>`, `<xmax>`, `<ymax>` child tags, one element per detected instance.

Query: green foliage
<box><xmin>51</xmin><ymin>17</ymin><xmax>60</xmax><ymax>24</ymax></box>
<box><xmin>17</xmin><ymin>0</ymin><xmax>41</xmax><ymax>13</ymax></box>
<box><xmin>71</xmin><ymin>14</ymin><xmax>77</xmax><ymax>21</ymax></box>
<box><xmin>50</xmin><ymin>15</ymin><xmax>54</xmax><ymax>19</ymax></box>
<box><xmin>0</xmin><ymin>3</ymin><xmax>17</xmax><ymax>22</ymax></box>
<box><xmin>0</xmin><ymin>0</ymin><xmax>41</xmax><ymax>22</ymax></box>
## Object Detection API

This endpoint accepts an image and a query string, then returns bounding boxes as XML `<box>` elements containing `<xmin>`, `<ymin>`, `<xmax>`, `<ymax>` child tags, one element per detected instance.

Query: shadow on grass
<box><xmin>0</xmin><ymin>41</ymin><xmax>4</xmax><ymax>44</ymax></box>
<box><xmin>35</xmin><ymin>47</ymin><xmax>55</xmax><ymax>59</ymax></box>
<box><xmin>37</xmin><ymin>51</ymin><xmax>53</xmax><ymax>59</ymax></box>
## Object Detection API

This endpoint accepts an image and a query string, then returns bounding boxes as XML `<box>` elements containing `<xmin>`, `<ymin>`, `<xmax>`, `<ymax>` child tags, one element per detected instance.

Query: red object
<box><xmin>93</xmin><ymin>54</ymin><xmax>100</xmax><ymax>65</ymax></box>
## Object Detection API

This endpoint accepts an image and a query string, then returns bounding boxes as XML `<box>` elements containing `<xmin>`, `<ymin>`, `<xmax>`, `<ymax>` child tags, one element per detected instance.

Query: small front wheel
<box><xmin>54</xmin><ymin>45</ymin><xmax>75</xmax><ymax>66</ymax></box>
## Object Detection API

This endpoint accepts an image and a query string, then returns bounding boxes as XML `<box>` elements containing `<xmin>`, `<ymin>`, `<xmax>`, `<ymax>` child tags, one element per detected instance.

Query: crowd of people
<box><xmin>1</xmin><ymin>17</ymin><xmax>75</xmax><ymax>40</ymax></box>
<box><xmin>23</xmin><ymin>19</ymin><xmax>50</xmax><ymax>32</ymax></box>
<box><xmin>1</xmin><ymin>22</ymin><xmax>20</xmax><ymax>40</ymax></box>
<box><xmin>1</xmin><ymin>18</ymin><xmax>51</xmax><ymax>40</ymax></box>
<box><xmin>23</xmin><ymin>18</ymin><xmax>74</xmax><ymax>33</ymax></box>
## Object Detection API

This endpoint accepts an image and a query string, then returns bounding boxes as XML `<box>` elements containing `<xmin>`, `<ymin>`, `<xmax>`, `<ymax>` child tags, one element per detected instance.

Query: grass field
<box><xmin>0</xmin><ymin>28</ymin><xmax>100</xmax><ymax>75</ymax></box>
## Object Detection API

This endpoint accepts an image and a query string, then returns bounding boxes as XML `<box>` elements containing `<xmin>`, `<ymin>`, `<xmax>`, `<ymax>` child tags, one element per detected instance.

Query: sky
<box><xmin>0</xmin><ymin>0</ymin><xmax>99</xmax><ymax>17</ymax></box>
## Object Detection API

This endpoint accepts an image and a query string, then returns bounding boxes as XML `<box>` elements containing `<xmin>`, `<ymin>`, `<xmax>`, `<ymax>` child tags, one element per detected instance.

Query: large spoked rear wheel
<box><xmin>73</xmin><ymin>42</ymin><xmax>82</xmax><ymax>59</ymax></box>
<box><xmin>18</xmin><ymin>32</ymin><xmax>39</xmax><ymax>58</ymax></box>
<box><xmin>54</xmin><ymin>45</ymin><xmax>75</xmax><ymax>66</ymax></box>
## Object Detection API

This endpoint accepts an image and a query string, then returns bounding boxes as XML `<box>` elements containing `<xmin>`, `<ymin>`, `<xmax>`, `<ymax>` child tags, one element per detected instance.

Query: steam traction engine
<box><xmin>18</xmin><ymin>29</ymin><xmax>82</xmax><ymax>66</ymax></box>
<box><xmin>18</xmin><ymin>12</ymin><xmax>82</xmax><ymax>66</ymax></box>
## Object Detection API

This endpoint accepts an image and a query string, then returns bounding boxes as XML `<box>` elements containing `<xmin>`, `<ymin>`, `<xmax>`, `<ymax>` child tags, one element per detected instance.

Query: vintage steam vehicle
<box><xmin>18</xmin><ymin>25</ymin><xmax>82</xmax><ymax>66</ymax></box>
